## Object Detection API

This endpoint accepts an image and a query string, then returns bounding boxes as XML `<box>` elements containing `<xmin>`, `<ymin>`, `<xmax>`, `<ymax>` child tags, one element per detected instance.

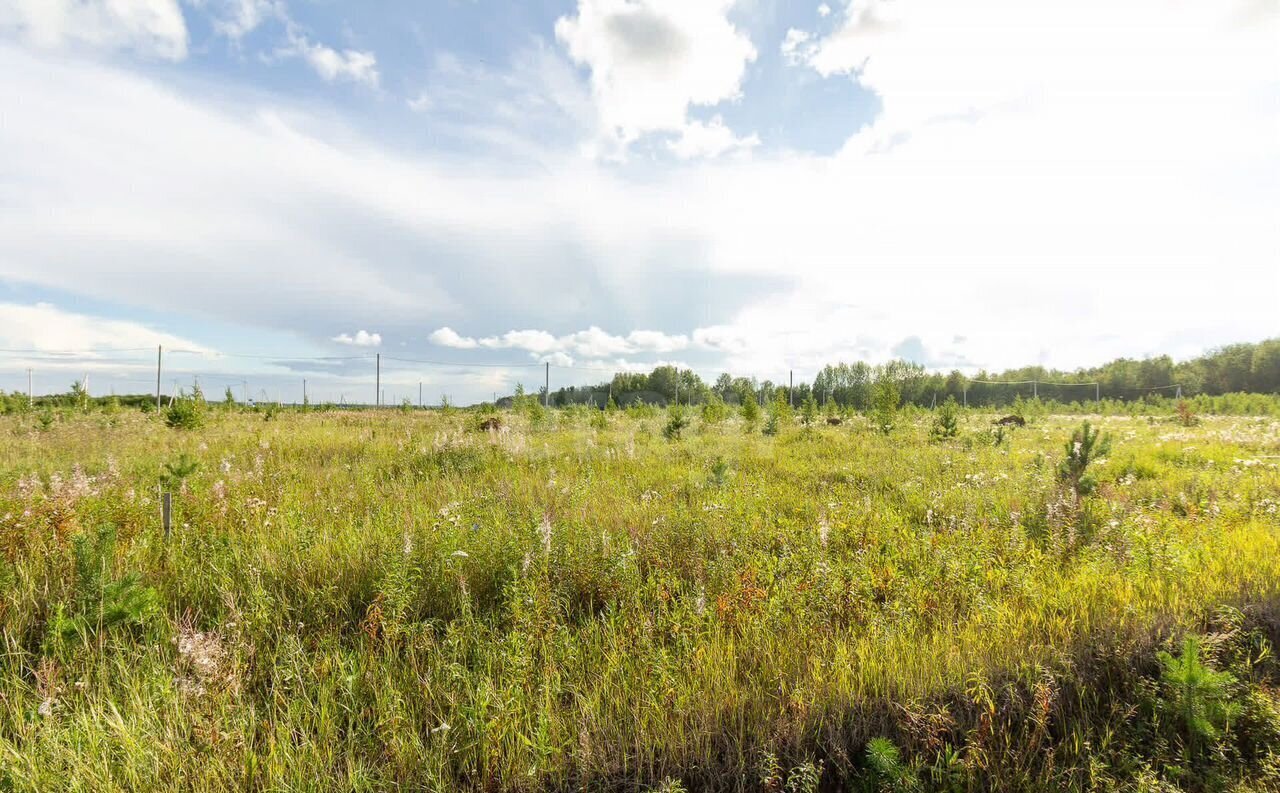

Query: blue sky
<box><xmin>0</xmin><ymin>0</ymin><xmax>1276</xmax><ymax>404</ymax></box>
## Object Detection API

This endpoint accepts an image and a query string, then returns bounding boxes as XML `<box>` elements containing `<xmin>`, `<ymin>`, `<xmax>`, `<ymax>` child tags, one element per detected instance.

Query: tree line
<box><xmin>543</xmin><ymin>338</ymin><xmax>1280</xmax><ymax>409</ymax></box>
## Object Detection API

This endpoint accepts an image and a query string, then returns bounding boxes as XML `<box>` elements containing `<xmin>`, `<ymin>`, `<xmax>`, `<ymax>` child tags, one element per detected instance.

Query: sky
<box><xmin>0</xmin><ymin>0</ymin><xmax>1277</xmax><ymax>405</ymax></box>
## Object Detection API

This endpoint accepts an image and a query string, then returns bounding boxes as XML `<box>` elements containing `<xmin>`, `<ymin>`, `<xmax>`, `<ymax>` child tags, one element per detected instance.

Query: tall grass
<box><xmin>1</xmin><ymin>407</ymin><xmax>1278</xmax><ymax>790</ymax></box>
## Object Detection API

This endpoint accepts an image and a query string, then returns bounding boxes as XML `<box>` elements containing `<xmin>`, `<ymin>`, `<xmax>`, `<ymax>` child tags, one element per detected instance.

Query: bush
<box><xmin>930</xmin><ymin>396</ymin><xmax>960</xmax><ymax>440</ymax></box>
<box><xmin>800</xmin><ymin>392</ymin><xmax>819</xmax><ymax>427</ymax></box>
<box><xmin>44</xmin><ymin>525</ymin><xmax>159</xmax><ymax>653</ymax></box>
<box><xmin>741</xmin><ymin>393</ymin><xmax>761</xmax><ymax>429</ymax></box>
<box><xmin>1057</xmin><ymin>420</ymin><xmax>1111</xmax><ymax>496</ymax></box>
<box><xmin>871</xmin><ymin>378</ymin><xmax>899</xmax><ymax>434</ymax></box>
<box><xmin>1158</xmin><ymin>636</ymin><xmax>1241</xmax><ymax>757</ymax></box>
<box><xmin>663</xmin><ymin>405</ymin><xmax>690</xmax><ymax>440</ymax></box>
<box><xmin>165</xmin><ymin>396</ymin><xmax>204</xmax><ymax>430</ymax></box>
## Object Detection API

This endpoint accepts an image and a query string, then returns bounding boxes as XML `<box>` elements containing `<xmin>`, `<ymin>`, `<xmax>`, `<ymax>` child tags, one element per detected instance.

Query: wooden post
<box><xmin>162</xmin><ymin>492</ymin><xmax>172</xmax><ymax>539</ymax></box>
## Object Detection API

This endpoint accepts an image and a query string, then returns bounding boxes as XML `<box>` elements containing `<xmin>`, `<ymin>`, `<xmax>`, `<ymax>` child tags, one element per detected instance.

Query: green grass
<box><xmin>1</xmin><ymin>406</ymin><xmax>1278</xmax><ymax>791</ymax></box>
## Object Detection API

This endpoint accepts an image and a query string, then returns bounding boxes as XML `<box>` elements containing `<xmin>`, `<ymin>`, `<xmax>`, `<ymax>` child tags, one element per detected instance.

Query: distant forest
<box><xmin>542</xmin><ymin>338</ymin><xmax>1280</xmax><ymax>410</ymax></box>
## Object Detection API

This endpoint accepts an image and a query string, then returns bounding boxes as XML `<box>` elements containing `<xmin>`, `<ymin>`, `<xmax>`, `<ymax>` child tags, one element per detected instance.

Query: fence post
<box><xmin>155</xmin><ymin>346</ymin><xmax>162</xmax><ymax>412</ymax></box>
<box><xmin>162</xmin><ymin>491</ymin><xmax>172</xmax><ymax>539</ymax></box>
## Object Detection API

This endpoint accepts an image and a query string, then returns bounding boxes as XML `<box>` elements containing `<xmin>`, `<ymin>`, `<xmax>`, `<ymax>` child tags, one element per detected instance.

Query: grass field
<box><xmin>2</xmin><ymin>403</ymin><xmax>1279</xmax><ymax>791</ymax></box>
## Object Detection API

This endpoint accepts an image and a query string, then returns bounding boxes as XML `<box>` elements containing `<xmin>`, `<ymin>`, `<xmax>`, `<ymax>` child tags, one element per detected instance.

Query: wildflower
<box><xmin>450</xmin><ymin>550</ymin><xmax>469</xmax><ymax>559</ymax></box>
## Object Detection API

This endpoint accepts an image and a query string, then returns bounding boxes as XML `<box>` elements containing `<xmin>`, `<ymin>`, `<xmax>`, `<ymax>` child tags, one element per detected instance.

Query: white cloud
<box><xmin>626</xmin><ymin>330</ymin><xmax>688</xmax><ymax>353</ymax></box>
<box><xmin>555</xmin><ymin>0</ymin><xmax>757</xmax><ymax>152</ymax></box>
<box><xmin>780</xmin><ymin>28</ymin><xmax>817</xmax><ymax>67</ymax></box>
<box><xmin>0</xmin><ymin>0</ymin><xmax>1276</xmax><ymax>405</ymax></box>
<box><xmin>0</xmin><ymin>0</ymin><xmax>187</xmax><ymax>59</ymax></box>
<box><xmin>432</xmin><ymin>325</ymin><xmax>694</xmax><ymax>362</ymax></box>
<box><xmin>207</xmin><ymin>0</ymin><xmax>280</xmax><ymax>40</ymax></box>
<box><xmin>668</xmin><ymin>116</ymin><xmax>760</xmax><ymax>160</ymax></box>
<box><xmin>0</xmin><ymin>302</ymin><xmax>208</xmax><ymax>354</ymax></box>
<box><xmin>428</xmin><ymin>327</ymin><xmax>477</xmax><ymax>349</ymax></box>
<box><xmin>278</xmin><ymin>29</ymin><xmax>379</xmax><ymax>87</ymax></box>
<box><xmin>331</xmin><ymin>330</ymin><xmax>381</xmax><ymax>347</ymax></box>
<box><xmin>478</xmin><ymin>330</ymin><xmax>560</xmax><ymax>355</ymax></box>
<box><xmin>817</xmin><ymin>4</ymin><xmax>831</xmax><ymax>18</ymax></box>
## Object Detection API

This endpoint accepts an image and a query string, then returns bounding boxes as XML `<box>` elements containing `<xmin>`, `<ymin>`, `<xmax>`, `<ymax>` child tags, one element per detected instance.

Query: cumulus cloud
<box><xmin>331</xmin><ymin>330</ymin><xmax>381</xmax><ymax>347</ymax></box>
<box><xmin>0</xmin><ymin>0</ymin><xmax>188</xmax><ymax>59</ymax></box>
<box><xmin>668</xmin><ymin>116</ymin><xmax>759</xmax><ymax>160</ymax></box>
<box><xmin>428</xmin><ymin>327</ymin><xmax>477</xmax><ymax>349</ymax></box>
<box><xmin>555</xmin><ymin>0</ymin><xmax>757</xmax><ymax>153</ymax></box>
<box><xmin>278</xmin><ymin>30</ymin><xmax>379</xmax><ymax>87</ymax></box>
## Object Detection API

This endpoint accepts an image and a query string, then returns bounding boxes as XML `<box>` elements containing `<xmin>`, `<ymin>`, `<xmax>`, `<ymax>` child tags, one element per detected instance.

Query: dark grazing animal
<box><xmin>826</xmin><ymin>416</ymin><xmax>843</xmax><ymax>426</ymax></box>
<box><xmin>477</xmin><ymin>416</ymin><xmax>503</xmax><ymax>431</ymax></box>
<box><xmin>994</xmin><ymin>415</ymin><xmax>1026</xmax><ymax>427</ymax></box>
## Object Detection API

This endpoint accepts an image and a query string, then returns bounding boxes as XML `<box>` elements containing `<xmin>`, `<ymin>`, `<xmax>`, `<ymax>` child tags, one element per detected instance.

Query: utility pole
<box><xmin>963</xmin><ymin>386</ymin><xmax>967</xmax><ymax>408</ymax></box>
<box><xmin>27</xmin><ymin>368</ymin><xmax>32</xmax><ymax>408</ymax></box>
<box><xmin>1095</xmin><ymin>383</ymin><xmax>1100</xmax><ymax>403</ymax></box>
<box><xmin>375</xmin><ymin>353</ymin><xmax>381</xmax><ymax>408</ymax></box>
<box><xmin>789</xmin><ymin>370</ymin><xmax>794</xmax><ymax>408</ymax></box>
<box><xmin>1032</xmin><ymin>380</ymin><xmax>1038</xmax><ymax>399</ymax></box>
<box><xmin>418</xmin><ymin>381</ymin><xmax>423</xmax><ymax>409</ymax></box>
<box><xmin>303</xmin><ymin>379</ymin><xmax>307</xmax><ymax>405</ymax></box>
<box><xmin>544</xmin><ymin>361</ymin><xmax>550</xmax><ymax>408</ymax></box>
<box><xmin>155</xmin><ymin>345</ymin><xmax>162</xmax><ymax>412</ymax></box>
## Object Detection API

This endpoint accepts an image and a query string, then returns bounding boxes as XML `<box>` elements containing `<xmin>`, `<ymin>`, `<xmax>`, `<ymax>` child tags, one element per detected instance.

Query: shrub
<box><xmin>871</xmin><ymin>378</ymin><xmax>899</xmax><ymax>435</ymax></box>
<box><xmin>741</xmin><ymin>393</ymin><xmax>761</xmax><ymax>429</ymax></box>
<box><xmin>160</xmin><ymin>453</ymin><xmax>199</xmax><ymax>491</ymax></box>
<box><xmin>1158</xmin><ymin>636</ymin><xmax>1241</xmax><ymax>756</ymax></box>
<box><xmin>1175</xmin><ymin>399</ymin><xmax>1198</xmax><ymax>427</ymax></box>
<box><xmin>165</xmin><ymin>395</ymin><xmax>204</xmax><ymax>430</ymax></box>
<box><xmin>44</xmin><ymin>526</ymin><xmax>159</xmax><ymax>653</ymax></box>
<box><xmin>865</xmin><ymin>737</ymin><xmax>914</xmax><ymax>791</ymax></box>
<box><xmin>701</xmin><ymin>396</ymin><xmax>731</xmax><ymax>426</ymax></box>
<box><xmin>70</xmin><ymin>380</ymin><xmax>89</xmax><ymax>412</ymax></box>
<box><xmin>663</xmin><ymin>405</ymin><xmax>690</xmax><ymax>440</ymax></box>
<box><xmin>1057</xmin><ymin>420</ymin><xmax>1111</xmax><ymax>496</ymax></box>
<box><xmin>931</xmin><ymin>396</ymin><xmax>960</xmax><ymax>440</ymax></box>
<box><xmin>800</xmin><ymin>392</ymin><xmax>819</xmax><ymax>427</ymax></box>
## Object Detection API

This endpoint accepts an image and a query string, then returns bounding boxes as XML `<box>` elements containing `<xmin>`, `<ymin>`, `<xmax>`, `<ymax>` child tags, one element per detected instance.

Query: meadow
<box><xmin>1</xmin><ymin>400</ymin><xmax>1279</xmax><ymax>791</ymax></box>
